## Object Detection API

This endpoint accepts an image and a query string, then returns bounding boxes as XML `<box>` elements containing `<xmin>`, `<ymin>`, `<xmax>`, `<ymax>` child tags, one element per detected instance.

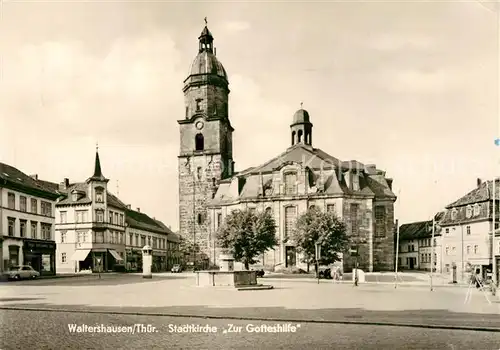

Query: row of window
<box><xmin>6</xmin><ymin>192</ymin><xmax>52</xmax><ymax>216</ymax></box>
<box><xmin>212</xmin><ymin>203</ymin><xmax>386</xmax><ymax>239</ymax></box>
<box><xmin>444</xmin><ymin>226</ymin><xmax>472</xmax><ymax>235</ymax></box>
<box><xmin>420</xmin><ymin>253</ymin><xmax>437</xmax><ymax>263</ymax></box>
<box><xmin>445</xmin><ymin>245</ymin><xmax>480</xmax><ymax>255</ymax></box>
<box><xmin>129</xmin><ymin>233</ymin><xmax>173</xmax><ymax>250</ymax></box>
<box><xmin>59</xmin><ymin>210</ymin><xmax>124</xmax><ymax>225</ymax></box>
<box><xmin>7</xmin><ymin>217</ymin><xmax>52</xmax><ymax>240</ymax></box>
<box><xmin>58</xmin><ymin>230</ymin><xmax>178</xmax><ymax>250</ymax></box>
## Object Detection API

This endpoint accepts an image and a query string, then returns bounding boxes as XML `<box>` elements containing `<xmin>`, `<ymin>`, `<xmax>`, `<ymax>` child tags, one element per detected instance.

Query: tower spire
<box><xmin>88</xmin><ymin>144</ymin><xmax>108</xmax><ymax>183</ymax></box>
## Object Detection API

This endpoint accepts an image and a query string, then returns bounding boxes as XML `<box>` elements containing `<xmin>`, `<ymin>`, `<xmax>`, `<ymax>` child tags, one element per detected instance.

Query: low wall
<box><xmin>196</xmin><ymin>270</ymin><xmax>257</xmax><ymax>287</ymax></box>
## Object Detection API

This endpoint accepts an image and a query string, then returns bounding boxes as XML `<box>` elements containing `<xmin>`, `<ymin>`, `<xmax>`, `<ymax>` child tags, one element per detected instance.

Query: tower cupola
<box><xmin>291</xmin><ymin>103</ymin><xmax>313</xmax><ymax>146</ymax></box>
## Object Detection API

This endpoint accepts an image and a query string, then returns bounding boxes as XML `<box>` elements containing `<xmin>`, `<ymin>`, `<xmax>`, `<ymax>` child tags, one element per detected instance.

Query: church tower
<box><xmin>178</xmin><ymin>21</ymin><xmax>234</xmax><ymax>267</ymax></box>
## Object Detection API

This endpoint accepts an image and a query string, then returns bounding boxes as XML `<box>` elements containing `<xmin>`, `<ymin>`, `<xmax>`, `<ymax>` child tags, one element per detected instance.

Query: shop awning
<box><xmin>109</xmin><ymin>249</ymin><xmax>123</xmax><ymax>261</ymax></box>
<box><xmin>71</xmin><ymin>249</ymin><xmax>91</xmax><ymax>261</ymax></box>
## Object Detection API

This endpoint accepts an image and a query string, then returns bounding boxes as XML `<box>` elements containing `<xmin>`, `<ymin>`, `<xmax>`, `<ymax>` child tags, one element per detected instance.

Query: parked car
<box><xmin>171</xmin><ymin>264</ymin><xmax>182</xmax><ymax>273</ymax></box>
<box><xmin>6</xmin><ymin>265</ymin><xmax>40</xmax><ymax>280</ymax></box>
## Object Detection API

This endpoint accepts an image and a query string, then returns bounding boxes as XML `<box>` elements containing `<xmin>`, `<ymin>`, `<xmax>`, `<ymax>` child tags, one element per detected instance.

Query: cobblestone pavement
<box><xmin>2</xmin><ymin>309</ymin><xmax>500</xmax><ymax>350</ymax></box>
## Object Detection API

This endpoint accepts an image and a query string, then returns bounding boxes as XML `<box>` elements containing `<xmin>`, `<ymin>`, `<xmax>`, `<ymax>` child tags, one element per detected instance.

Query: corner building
<box><xmin>178</xmin><ymin>24</ymin><xmax>397</xmax><ymax>272</ymax></box>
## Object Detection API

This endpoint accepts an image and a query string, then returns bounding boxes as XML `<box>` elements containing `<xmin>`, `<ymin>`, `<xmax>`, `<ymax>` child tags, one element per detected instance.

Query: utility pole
<box><xmin>493</xmin><ymin>178</ymin><xmax>497</xmax><ymax>287</ymax></box>
<box><xmin>395</xmin><ymin>219</ymin><xmax>400</xmax><ymax>289</ymax></box>
<box><xmin>430</xmin><ymin>216</ymin><xmax>435</xmax><ymax>291</ymax></box>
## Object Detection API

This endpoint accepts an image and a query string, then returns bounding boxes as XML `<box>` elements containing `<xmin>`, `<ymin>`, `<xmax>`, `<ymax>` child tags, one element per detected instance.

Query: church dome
<box><xmin>292</xmin><ymin>109</ymin><xmax>310</xmax><ymax>124</ymax></box>
<box><xmin>189</xmin><ymin>51</ymin><xmax>228</xmax><ymax>80</ymax></box>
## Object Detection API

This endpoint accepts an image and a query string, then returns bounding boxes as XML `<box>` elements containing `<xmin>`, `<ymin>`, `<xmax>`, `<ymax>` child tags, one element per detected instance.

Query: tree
<box><xmin>216</xmin><ymin>209</ymin><xmax>278</xmax><ymax>270</ymax></box>
<box><xmin>290</xmin><ymin>208</ymin><xmax>350</xmax><ymax>274</ymax></box>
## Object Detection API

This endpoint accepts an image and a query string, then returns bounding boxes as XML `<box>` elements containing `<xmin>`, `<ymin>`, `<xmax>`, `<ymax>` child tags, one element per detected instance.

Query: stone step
<box><xmin>236</xmin><ymin>284</ymin><xmax>274</xmax><ymax>291</ymax></box>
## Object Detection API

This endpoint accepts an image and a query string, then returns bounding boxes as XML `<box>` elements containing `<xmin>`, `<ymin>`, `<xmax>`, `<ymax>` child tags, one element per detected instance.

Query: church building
<box><xmin>178</xmin><ymin>24</ymin><xmax>397</xmax><ymax>272</ymax></box>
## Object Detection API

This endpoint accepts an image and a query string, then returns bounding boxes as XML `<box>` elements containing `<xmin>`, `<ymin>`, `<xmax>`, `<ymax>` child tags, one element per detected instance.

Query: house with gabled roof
<box><xmin>397</xmin><ymin>211</ymin><xmax>445</xmax><ymax>272</ymax></box>
<box><xmin>0</xmin><ymin>162</ymin><xmax>60</xmax><ymax>275</ymax></box>
<box><xmin>53</xmin><ymin>149</ymin><xmax>128</xmax><ymax>273</ymax></box>
<box><xmin>439</xmin><ymin>178</ymin><xmax>500</xmax><ymax>282</ymax></box>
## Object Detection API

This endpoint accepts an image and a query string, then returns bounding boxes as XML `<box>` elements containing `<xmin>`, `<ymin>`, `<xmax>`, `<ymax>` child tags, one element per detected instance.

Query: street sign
<box><xmin>350</xmin><ymin>246</ymin><xmax>358</xmax><ymax>257</ymax></box>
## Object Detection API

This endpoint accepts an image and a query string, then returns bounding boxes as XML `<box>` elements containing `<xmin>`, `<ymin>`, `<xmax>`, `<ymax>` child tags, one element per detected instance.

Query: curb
<box><xmin>1</xmin><ymin>306</ymin><xmax>499</xmax><ymax>333</ymax></box>
<box><xmin>262</xmin><ymin>278</ymin><xmax>469</xmax><ymax>287</ymax></box>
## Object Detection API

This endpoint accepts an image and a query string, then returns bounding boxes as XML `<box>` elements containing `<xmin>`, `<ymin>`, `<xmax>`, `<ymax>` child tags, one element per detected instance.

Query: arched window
<box><xmin>212</xmin><ymin>177</ymin><xmax>216</xmax><ymax>187</ymax></box>
<box><xmin>197</xmin><ymin>167</ymin><xmax>202</xmax><ymax>180</ymax></box>
<box><xmin>265</xmin><ymin>207</ymin><xmax>272</xmax><ymax>214</ymax></box>
<box><xmin>309</xmin><ymin>205</ymin><xmax>317</xmax><ymax>211</ymax></box>
<box><xmin>195</xmin><ymin>133</ymin><xmax>204</xmax><ymax>151</ymax></box>
<box><xmin>291</xmin><ymin>131</ymin><xmax>296</xmax><ymax>145</ymax></box>
<box><xmin>298</xmin><ymin>130</ymin><xmax>303</xmax><ymax>143</ymax></box>
<box><xmin>305</xmin><ymin>132</ymin><xmax>310</xmax><ymax>145</ymax></box>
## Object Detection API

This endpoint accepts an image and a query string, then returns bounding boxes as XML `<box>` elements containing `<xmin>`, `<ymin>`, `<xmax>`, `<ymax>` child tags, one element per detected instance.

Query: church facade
<box><xmin>178</xmin><ymin>24</ymin><xmax>397</xmax><ymax>272</ymax></box>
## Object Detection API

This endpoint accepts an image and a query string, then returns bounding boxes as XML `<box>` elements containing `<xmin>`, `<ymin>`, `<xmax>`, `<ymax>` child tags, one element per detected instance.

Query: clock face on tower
<box><xmin>195</xmin><ymin>121</ymin><xmax>204</xmax><ymax>130</ymax></box>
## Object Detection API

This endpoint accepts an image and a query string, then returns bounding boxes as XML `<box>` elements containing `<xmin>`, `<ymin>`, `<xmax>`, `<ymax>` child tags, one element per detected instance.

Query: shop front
<box><xmin>126</xmin><ymin>249</ymin><xmax>142</xmax><ymax>272</ymax></box>
<box><xmin>90</xmin><ymin>249</ymin><xmax>124</xmax><ymax>272</ymax></box>
<box><xmin>23</xmin><ymin>239</ymin><xmax>56</xmax><ymax>276</ymax></box>
<box><xmin>152</xmin><ymin>252</ymin><xmax>166</xmax><ymax>272</ymax></box>
<box><xmin>7</xmin><ymin>244</ymin><xmax>20</xmax><ymax>268</ymax></box>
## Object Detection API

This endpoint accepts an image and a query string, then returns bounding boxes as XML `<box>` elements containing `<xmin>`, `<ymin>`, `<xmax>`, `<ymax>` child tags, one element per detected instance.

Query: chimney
<box><xmin>30</xmin><ymin>174</ymin><xmax>38</xmax><ymax>180</ymax></box>
<box><xmin>126</xmin><ymin>204</ymin><xmax>131</xmax><ymax>209</ymax></box>
<box><xmin>477</xmin><ymin>178</ymin><xmax>482</xmax><ymax>187</ymax></box>
<box><xmin>137</xmin><ymin>207</ymin><xmax>140</xmax><ymax>212</ymax></box>
<box><xmin>59</xmin><ymin>178</ymin><xmax>70</xmax><ymax>191</ymax></box>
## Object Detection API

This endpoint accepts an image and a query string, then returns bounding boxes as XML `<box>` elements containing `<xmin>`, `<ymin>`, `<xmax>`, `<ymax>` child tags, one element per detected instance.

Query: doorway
<box><xmin>409</xmin><ymin>257</ymin><xmax>415</xmax><ymax>269</ymax></box>
<box><xmin>285</xmin><ymin>246</ymin><xmax>296</xmax><ymax>267</ymax></box>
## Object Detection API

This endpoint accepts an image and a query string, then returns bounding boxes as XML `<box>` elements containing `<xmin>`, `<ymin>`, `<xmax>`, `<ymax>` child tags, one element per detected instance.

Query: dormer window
<box><xmin>473</xmin><ymin>204</ymin><xmax>480</xmax><ymax>216</ymax></box>
<box><xmin>451</xmin><ymin>209</ymin><xmax>458</xmax><ymax>220</ymax></box>
<box><xmin>465</xmin><ymin>205</ymin><xmax>472</xmax><ymax>219</ymax></box>
<box><xmin>72</xmin><ymin>193</ymin><xmax>78</xmax><ymax>202</ymax></box>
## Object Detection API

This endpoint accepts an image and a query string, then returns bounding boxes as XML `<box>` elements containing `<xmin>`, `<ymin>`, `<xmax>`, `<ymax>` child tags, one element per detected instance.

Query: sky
<box><xmin>0</xmin><ymin>0</ymin><xmax>498</xmax><ymax>230</ymax></box>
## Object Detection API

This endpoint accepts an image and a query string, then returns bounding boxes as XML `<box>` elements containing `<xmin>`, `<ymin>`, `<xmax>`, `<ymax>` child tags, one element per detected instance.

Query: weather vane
<box><xmin>204</xmin><ymin>17</ymin><xmax>207</xmax><ymax>26</ymax></box>
<box><xmin>300</xmin><ymin>102</ymin><xmax>303</xmax><ymax>109</ymax></box>
<box><xmin>96</xmin><ymin>142</ymin><xmax>99</xmax><ymax>152</ymax></box>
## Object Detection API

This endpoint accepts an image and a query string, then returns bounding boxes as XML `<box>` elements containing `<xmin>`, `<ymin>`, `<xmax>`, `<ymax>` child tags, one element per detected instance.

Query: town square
<box><xmin>2</xmin><ymin>0</ymin><xmax>500</xmax><ymax>349</ymax></box>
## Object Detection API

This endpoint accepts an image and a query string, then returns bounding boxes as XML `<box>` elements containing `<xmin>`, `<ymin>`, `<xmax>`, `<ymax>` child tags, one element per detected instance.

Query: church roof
<box><xmin>189</xmin><ymin>51</ymin><xmax>227</xmax><ymax>80</ymax></box>
<box><xmin>210</xmin><ymin>144</ymin><xmax>396</xmax><ymax>205</ymax></box>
